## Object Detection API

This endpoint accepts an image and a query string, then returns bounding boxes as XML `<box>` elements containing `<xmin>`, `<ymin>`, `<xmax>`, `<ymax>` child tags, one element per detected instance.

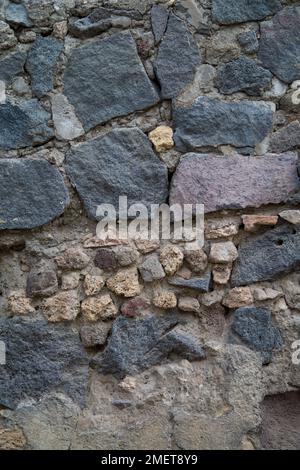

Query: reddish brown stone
<box><xmin>121</xmin><ymin>296</ymin><xmax>150</xmax><ymax>317</ymax></box>
<box><xmin>170</xmin><ymin>153</ymin><xmax>300</xmax><ymax>213</ymax></box>
<box><xmin>94</xmin><ymin>248</ymin><xmax>118</xmax><ymax>270</ymax></box>
<box><xmin>242</xmin><ymin>214</ymin><xmax>278</xmax><ymax>232</ymax></box>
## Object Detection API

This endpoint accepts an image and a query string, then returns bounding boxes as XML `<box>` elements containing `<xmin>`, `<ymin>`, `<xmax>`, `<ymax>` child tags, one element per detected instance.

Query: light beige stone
<box><xmin>160</xmin><ymin>245</ymin><xmax>184</xmax><ymax>276</ymax></box>
<box><xmin>135</xmin><ymin>239</ymin><xmax>160</xmax><ymax>254</ymax></box>
<box><xmin>149</xmin><ymin>126</ymin><xmax>174</xmax><ymax>153</ymax></box>
<box><xmin>61</xmin><ymin>272</ymin><xmax>80</xmax><ymax>290</ymax></box>
<box><xmin>222</xmin><ymin>287</ymin><xmax>254</xmax><ymax>309</ymax></box>
<box><xmin>210</xmin><ymin>242</ymin><xmax>238</xmax><ymax>264</ymax></box>
<box><xmin>153</xmin><ymin>290</ymin><xmax>177</xmax><ymax>309</ymax></box>
<box><xmin>279</xmin><ymin>210</ymin><xmax>300</xmax><ymax>225</ymax></box>
<box><xmin>53</xmin><ymin>21</ymin><xmax>68</xmax><ymax>39</ymax></box>
<box><xmin>52</xmin><ymin>94</ymin><xmax>85</xmax><ymax>141</ymax></box>
<box><xmin>200</xmin><ymin>290</ymin><xmax>224</xmax><ymax>307</ymax></box>
<box><xmin>0</xmin><ymin>428</ymin><xmax>26</xmax><ymax>450</ymax></box>
<box><xmin>205</xmin><ymin>219</ymin><xmax>240</xmax><ymax>239</ymax></box>
<box><xmin>178</xmin><ymin>296</ymin><xmax>200</xmax><ymax>313</ymax></box>
<box><xmin>7</xmin><ymin>291</ymin><xmax>35</xmax><ymax>316</ymax></box>
<box><xmin>106</xmin><ymin>268</ymin><xmax>141</xmax><ymax>297</ymax></box>
<box><xmin>184</xmin><ymin>248</ymin><xmax>208</xmax><ymax>273</ymax></box>
<box><xmin>84</xmin><ymin>273</ymin><xmax>105</xmax><ymax>296</ymax></box>
<box><xmin>213</xmin><ymin>264</ymin><xmax>232</xmax><ymax>285</ymax></box>
<box><xmin>242</xmin><ymin>214</ymin><xmax>278</xmax><ymax>232</ymax></box>
<box><xmin>43</xmin><ymin>291</ymin><xmax>80</xmax><ymax>322</ymax></box>
<box><xmin>81</xmin><ymin>294</ymin><xmax>118</xmax><ymax>321</ymax></box>
<box><xmin>251</xmin><ymin>286</ymin><xmax>282</xmax><ymax>301</ymax></box>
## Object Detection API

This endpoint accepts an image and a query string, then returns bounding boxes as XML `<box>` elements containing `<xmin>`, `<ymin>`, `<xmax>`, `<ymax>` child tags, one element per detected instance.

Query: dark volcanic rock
<box><xmin>66</xmin><ymin>128</ymin><xmax>168</xmax><ymax>220</ymax></box>
<box><xmin>94</xmin><ymin>249</ymin><xmax>118</xmax><ymax>271</ymax></box>
<box><xmin>92</xmin><ymin>315</ymin><xmax>206</xmax><ymax>377</ymax></box>
<box><xmin>168</xmin><ymin>273</ymin><xmax>212</xmax><ymax>293</ymax></box>
<box><xmin>63</xmin><ymin>32</ymin><xmax>159</xmax><ymax>131</ymax></box>
<box><xmin>26</xmin><ymin>269</ymin><xmax>58</xmax><ymax>298</ymax></box>
<box><xmin>173</xmin><ymin>97</ymin><xmax>274</xmax><ymax>151</ymax></box>
<box><xmin>0</xmin><ymin>158</ymin><xmax>69</xmax><ymax>230</ymax></box>
<box><xmin>0</xmin><ymin>318</ymin><xmax>89</xmax><ymax>409</ymax></box>
<box><xmin>0</xmin><ymin>100</ymin><xmax>54</xmax><ymax>150</ymax></box>
<box><xmin>0</xmin><ymin>50</ymin><xmax>26</xmax><ymax>84</ymax></box>
<box><xmin>26</xmin><ymin>36</ymin><xmax>63</xmax><ymax>98</ymax></box>
<box><xmin>270</xmin><ymin>121</ymin><xmax>300</xmax><ymax>153</ymax></box>
<box><xmin>154</xmin><ymin>14</ymin><xmax>200</xmax><ymax>99</ymax></box>
<box><xmin>230</xmin><ymin>307</ymin><xmax>283</xmax><ymax>364</ymax></box>
<box><xmin>151</xmin><ymin>4</ymin><xmax>169</xmax><ymax>44</ymax></box>
<box><xmin>212</xmin><ymin>0</ymin><xmax>282</xmax><ymax>25</ymax></box>
<box><xmin>231</xmin><ymin>225</ymin><xmax>300</xmax><ymax>286</ymax></box>
<box><xmin>170</xmin><ymin>153</ymin><xmax>300</xmax><ymax>213</ymax></box>
<box><xmin>237</xmin><ymin>31</ymin><xmax>259</xmax><ymax>54</ymax></box>
<box><xmin>215</xmin><ymin>57</ymin><xmax>272</xmax><ymax>96</ymax></box>
<box><xmin>259</xmin><ymin>6</ymin><xmax>300</xmax><ymax>84</ymax></box>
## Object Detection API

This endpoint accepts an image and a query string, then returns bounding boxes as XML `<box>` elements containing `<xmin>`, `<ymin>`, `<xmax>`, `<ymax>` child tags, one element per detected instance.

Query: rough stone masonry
<box><xmin>0</xmin><ymin>0</ymin><xmax>300</xmax><ymax>451</ymax></box>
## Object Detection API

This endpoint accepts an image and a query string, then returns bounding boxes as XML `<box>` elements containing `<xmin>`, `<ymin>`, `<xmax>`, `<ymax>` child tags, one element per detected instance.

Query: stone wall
<box><xmin>0</xmin><ymin>0</ymin><xmax>300</xmax><ymax>450</ymax></box>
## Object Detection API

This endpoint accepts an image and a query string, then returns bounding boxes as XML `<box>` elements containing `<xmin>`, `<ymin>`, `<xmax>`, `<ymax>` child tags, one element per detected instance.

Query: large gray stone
<box><xmin>26</xmin><ymin>35</ymin><xmax>63</xmax><ymax>98</ymax></box>
<box><xmin>270</xmin><ymin>121</ymin><xmax>300</xmax><ymax>153</ymax></box>
<box><xmin>212</xmin><ymin>0</ymin><xmax>282</xmax><ymax>25</ymax></box>
<box><xmin>154</xmin><ymin>14</ymin><xmax>200</xmax><ymax>99</ymax></box>
<box><xmin>215</xmin><ymin>56</ymin><xmax>273</xmax><ymax>96</ymax></box>
<box><xmin>0</xmin><ymin>50</ymin><xmax>27</xmax><ymax>84</ymax></box>
<box><xmin>231</xmin><ymin>225</ymin><xmax>300</xmax><ymax>286</ymax></box>
<box><xmin>170</xmin><ymin>153</ymin><xmax>300</xmax><ymax>213</ymax></box>
<box><xmin>259</xmin><ymin>6</ymin><xmax>300</xmax><ymax>84</ymax></box>
<box><xmin>230</xmin><ymin>307</ymin><xmax>283</xmax><ymax>364</ymax></box>
<box><xmin>0</xmin><ymin>99</ymin><xmax>54</xmax><ymax>150</ymax></box>
<box><xmin>0</xmin><ymin>158</ymin><xmax>69</xmax><ymax>230</ymax></box>
<box><xmin>173</xmin><ymin>97</ymin><xmax>274</xmax><ymax>151</ymax></box>
<box><xmin>66</xmin><ymin>128</ymin><xmax>168</xmax><ymax>220</ymax></box>
<box><xmin>5</xmin><ymin>2</ymin><xmax>33</xmax><ymax>27</ymax></box>
<box><xmin>0</xmin><ymin>318</ymin><xmax>89</xmax><ymax>409</ymax></box>
<box><xmin>63</xmin><ymin>32</ymin><xmax>159</xmax><ymax>131</ymax></box>
<box><xmin>151</xmin><ymin>4</ymin><xmax>169</xmax><ymax>44</ymax></box>
<box><xmin>92</xmin><ymin>315</ymin><xmax>206</xmax><ymax>377</ymax></box>
<box><xmin>168</xmin><ymin>273</ymin><xmax>212</xmax><ymax>293</ymax></box>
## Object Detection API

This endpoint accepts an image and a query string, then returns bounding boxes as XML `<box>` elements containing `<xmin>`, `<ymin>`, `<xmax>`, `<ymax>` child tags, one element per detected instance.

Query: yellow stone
<box><xmin>149</xmin><ymin>126</ymin><xmax>174</xmax><ymax>153</ymax></box>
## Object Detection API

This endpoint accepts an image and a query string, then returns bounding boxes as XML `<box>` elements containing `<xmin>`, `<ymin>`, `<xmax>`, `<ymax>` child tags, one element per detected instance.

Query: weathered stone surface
<box><xmin>154</xmin><ymin>14</ymin><xmax>200</xmax><ymax>99</ymax></box>
<box><xmin>279</xmin><ymin>210</ymin><xmax>300</xmax><ymax>225</ymax></box>
<box><xmin>0</xmin><ymin>20</ymin><xmax>17</xmax><ymax>51</ymax></box>
<box><xmin>107</xmin><ymin>268</ymin><xmax>141</xmax><ymax>297</ymax></box>
<box><xmin>206</xmin><ymin>26</ymin><xmax>242</xmax><ymax>65</ymax></box>
<box><xmin>173</xmin><ymin>98</ymin><xmax>274</xmax><ymax>151</ymax></box>
<box><xmin>230</xmin><ymin>307</ymin><xmax>283</xmax><ymax>364</ymax></box>
<box><xmin>178</xmin><ymin>296</ymin><xmax>200</xmax><ymax>313</ymax></box>
<box><xmin>153</xmin><ymin>290</ymin><xmax>177</xmax><ymax>309</ymax></box>
<box><xmin>0</xmin><ymin>318</ymin><xmax>89</xmax><ymax>409</ymax></box>
<box><xmin>27</xmin><ymin>269</ymin><xmax>58</xmax><ymax>298</ymax></box>
<box><xmin>81</xmin><ymin>294</ymin><xmax>118</xmax><ymax>322</ymax></box>
<box><xmin>215</xmin><ymin>57</ymin><xmax>272</xmax><ymax>96</ymax></box>
<box><xmin>0</xmin><ymin>427</ymin><xmax>26</xmax><ymax>450</ymax></box>
<box><xmin>213</xmin><ymin>264</ymin><xmax>232</xmax><ymax>285</ymax></box>
<box><xmin>270</xmin><ymin>121</ymin><xmax>300</xmax><ymax>153</ymax></box>
<box><xmin>242</xmin><ymin>215</ymin><xmax>278</xmax><ymax>232</ymax></box>
<box><xmin>92</xmin><ymin>315</ymin><xmax>205</xmax><ymax>377</ymax></box>
<box><xmin>0</xmin><ymin>50</ymin><xmax>26</xmax><ymax>84</ymax></box>
<box><xmin>63</xmin><ymin>32</ymin><xmax>159</xmax><ymax>131</ymax></box>
<box><xmin>80</xmin><ymin>322</ymin><xmax>112</xmax><ymax>348</ymax></box>
<box><xmin>7</xmin><ymin>291</ymin><xmax>35</xmax><ymax>316</ymax></box>
<box><xmin>66</xmin><ymin>128</ymin><xmax>168</xmax><ymax>220</ymax></box>
<box><xmin>210</xmin><ymin>242</ymin><xmax>238</xmax><ymax>264</ymax></box>
<box><xmin>84</xmin><ymin>273</ymin><xmax>105</xmax><ymax>296</ymax></box>
<box><xmin>160</xmin><ymin>245</ymin><xmax>183</xmax><ymax>276</ymax></box>
<box><xmin>139</xmin><ymin>254</ymin><xmax>165</xmax><ymax>282</ymax></box>
<box><xmin>170</xmin><ymin>153</ymin><xmax>300</xmax><ymax>213</ymax></box>
<box><xmin>231</xmin><ymin>225</ymin><xmax>300</xmax><ymax>286</ymax></box>
<box><xmin>168</xmin><ymin>273</ymin><xmax>212</xmax><ymax>293</ymax></box>
<box><xmin>5</xmin><ymin>2</ymin><xmax>32</xmax><ymax>27</ymax></box>
<box><xmin>51</xmin><ymin>94</ymin><xmax>84</xmax><ymax>141</ymax></box>
<box><xmin>261</xmin><ymin>392</ymin><xmax>300</xmax><ymax>450</ymax></box>
<box><xmin>212</xmin><ymin>0</ymin><xmax>282</xmax><ymax>25</ymax></box>
<box><xmin>0</xmin><ymin>158</ymin><xmax>68</xmax><ymax>230</ymax></box>
<box><xmin>237</xmin><ymin>30</ymin><xmax>259</xmax><ymax>54</ymax></box>
<box><xmin>175</xmin><ymin>0</ymin><xmax>210</xmax><ymax>34</ymax></box>
<box><xmin>43</xmin><ymin>291</ymin><xmax>80</xmax><ymax>322</ymax></box>
<box><xmin>222</xmin><ymin>287</ymin><xmax>253</xmax><ymax>309</ymax></box>
<box><xmin>151</xmin><ymin>4</ymin><xmax>169</xmax><ymax>44</ymax></box>
<box><xmin>94</xmin><ymin>249</ymin><xmax>118</xmax><ymax>271</ymax></box>
<box><xmin>259</xmin><ymin>7</ymin><xmax>300</xmax><ymax>84</ymax></box>
<box><xmin>121</xmin><ymin>296</ymin><xmax>150</xmax><ymax>317</ymax></box>
<box><xmin>149</xmin><ymin>125</ymin><xmax>174</xmax><ymax>153</ymax></box>
<box><xmin>61</xmin><ymin>272</ymin><xmax>80</xmax><ymax>291</ymax></box>
<box><xmin>113</xmin><ymin>246</ymin><xmax>139</xmax><ymax>267</ymax></box>
<box><xmin>0</xmin><ymin>100</ymin><xmax>54</xmax><ymax>150</ymax></box>
<box><xmin>184</xmin><ymin>248</ymin><xmax>208</xmax><ymax>273</ymax></box>
<box><xmin>55</xmin><ymin>247</ymin><xmax>90</xmax><ymax>271</ymax></box>
<box><xmin>205</xmin><ymin>218</ymin><xmax>240</xmax><ymax>239</ymax></box>
<box><xmin>26</xmin><ymin>36</ymin><xmax>63</xmax><ymax>98</ymax></box>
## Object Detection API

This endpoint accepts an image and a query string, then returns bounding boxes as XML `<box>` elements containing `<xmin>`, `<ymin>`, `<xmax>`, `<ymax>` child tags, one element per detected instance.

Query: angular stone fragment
<box><xmin>231</xmin><ymin>225</ymin><xmax>300</xmax><ymax>286</ymax></box>
<box><xmin>259</xmin><ymin>7</ymin><xmax>300</xmax><ymax>84</ymax></box>
<box><xmin>0</xmin><ymin>318</ymin><xmax>89</xmax><ymax>409</ymax></box>
<box><xmin>170</xmin><ymin>153</ymin><xmax>300</xmax><ymax>213</ymax></box>
<box><xmin>92</xmin><ymin>315</ymin><xmax>206</xmax><ymax>377</ymax></box>
<box><xmin>215</xmin><ymin>57</ymin><xmax>272</xmax><ymax>96</ymax></box>
<box><xmin>121</xmin><ymin>296</ymin><xmax>150</xmax><ymax>317</ymax></box>
<box><xmin>63</xmin><ymin>32</ymin><xmax>159</xmax><ymax>131</ymax></box>
<box><xmin>43</xmin><ymin>291</ymin><xmax>80</xmax><ymax>322</ymax></box>
<box><xmin>0</xmin><ymin>51</ymin><xmax>26</xmax><ymax>84</ymax></box>
<box><xmin>27</xmin><ymin>269</ymin><xmax>58</xmax><ymax>298</ymax></box>
<box><xmin>0</xmin><ymin>159</ymin><xmax>68</xmax><ymax>230</ymax></box>
<box><xmin>178</xmin><ymin>296</ymin><xmax>200</xmax><ymax>313</ymax></box>
<box><xmin>7</xmin><ymin>291</ymin><xmax>35</xmax><ymax>316</ymax></box>
<box><xmin>0</xmin><ymin>20</ymin><xmax>17</xmax><ymax>51</ymax></box>
<box><xmin>173</xmin><ymin>98</ymin><xmax>274</xmax><ymax>151</ymax></box>
<box><xmin>237</xmin><ymin>31</ymin><xmax>259</xmax><ymax>54</ymax></box>
<box><xmin>151</xmin><ymin>4</ymin><xmax>169</xmax><ymax>44</ymax></box>
<box><xmin>0</xmin><ymin>100</ymin><xmax>54</xmax><ymax>150</ymax></box>
<box><xmin>26</xmin><ymin>36</ymin><xmax>63</xmax><ymax>98</ymax></box>
<box><xmin>153</xmin><ymin>290</ymin><xmax>177</xmax><ymax>309</ymax></box>
<box><xmin>168</xmin><ymin>273</ymin><xmax>212</xmax><ymax>293</ymax></box>
<box><xmin>107</xmin><ymin>268</ymin><xmax>141</xmax><ymax>297</ymax></box>
<box><xmin>66</xmin><ymin>128</ymin><xmax>168</xmax><ymax>220</ymax></box>
<box><xmin>212</xmin><ymin>265</ymin><xmax>232</xmax><ymax>285</ymax></box>
<box><xmin>51</xmin><ymin>94</ymin><xmax>84</xmax><ymax>141</ymax></box>
<box><xmin>160</xmin><ymin>245</ymin><xmax>183</xmax><ymax>276</ymax></box>
<box><xmin>154</xmin><ymin>14</ymin><xmax>200</xmax><ymax>99</ymax></box>
<box><xmin>94</xmin><ymin>249</ymin><xmax>118</xmax><ymax>271</ymax></box>
<box><xmin>184</xmin><ymin>248</ymin><xmax>208</xmax><ymax>273</ymax></box>
<box><xmin>84</xmin><ymin>273</ymin><xmax>105</xmax><ymax>296</ymax></box>
<box><xmin>139</xmin><ymin>255</ymin><xmax>165</xmax><ymax>282</ymax></box>
<box><xmin>279</xmin><ymin>210</ymin><xmax>300</xmax><ymax>225</ymax></box>
<box><xmin>212</xmin><ymin>0</ymin><xmax>282</xmax><ymax>25</ymax></box>
<box><xmin>222</xmin><ymin>287</ymin><xmax>253</xmax><ymax>309</ymax></box>
<box><xmin>113</xmin><ymin>246</ymin><xmax>139</xmax><ymax>267</ymax></box>
<box><xmin>80</xmin><ymin>322</ymin><xmax>112</xmax><ymax>348</ymax></box>
<box><xmin>149</xmin><ymin>126</ymin><xmax>174</xmax><ymax>153</ymax></box>
<box><xmin>270</xmin><ymin>121</ymin><xmax>300</xmax><ymax>153</ymax></box>
<box><xmin>230</xmin><ymin>307</ymin><xmax>283</xmax><ymax>364</ymax></box>
<box><xmin>81</xmin><ymin>294</ymin><xmax>118</xmax><ymax>322</ymax></box>
<box><xmin>210</xmin><ymin>242</ymin><xmax>238</xmax><ymax>264</ymax></box>
<box><xmin>55</xmin><ymin>247</ymin><xmax>90</xmax><ymax>271</ymax></box>
<box><xmin>242</xmin><ymin>215</ymin><xmax>278</xmax><ymax>232</ymax></box>
<box><xmin>5</xmin><ymin>3</ymin><xmax>32</xmax><ymax>27</ymax></box>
